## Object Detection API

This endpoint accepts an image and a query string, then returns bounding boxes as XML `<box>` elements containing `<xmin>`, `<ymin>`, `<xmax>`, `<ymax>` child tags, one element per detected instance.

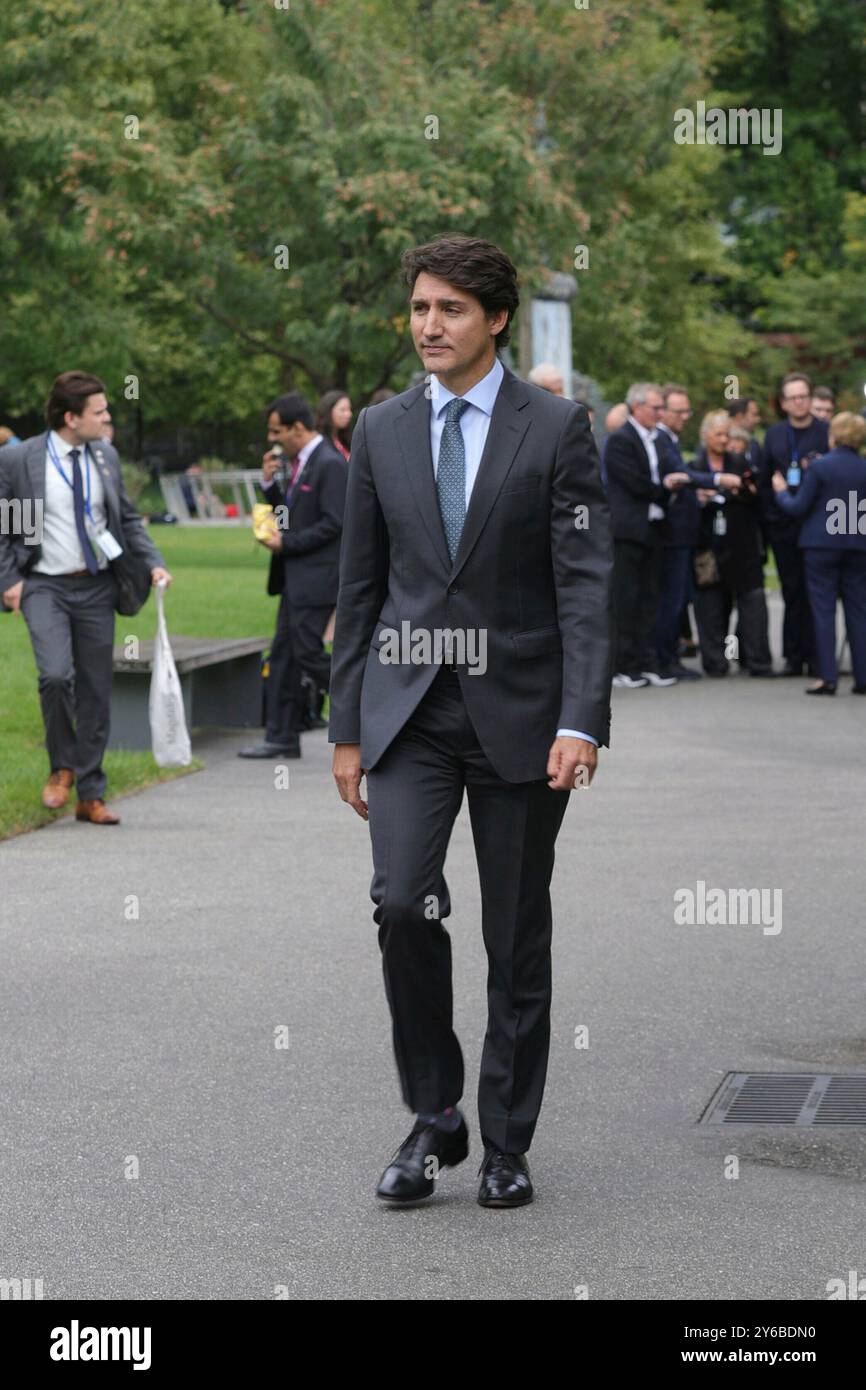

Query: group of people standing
<box><xmin>243</xmin><ymin>367</ymin><xmax>866</xmax><ymax>764</ymax></box>
<box><xmin>596</xmin><ymin>376</ymin><xmax>866</xmax><ymax>695</ymax></box>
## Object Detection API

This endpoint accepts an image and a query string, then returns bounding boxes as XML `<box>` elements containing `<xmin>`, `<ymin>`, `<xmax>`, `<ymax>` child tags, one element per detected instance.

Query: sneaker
<box><xmin>613</xmin><ymin>673</ymin><xmax>649</xmax><ymax>688</ymax></box>
<box><xmin>663</xmin><ymin>663</ymin><xmax>701</xmax><ymax>682</ymax></box>
<box><xmin>641</xmin><ymin>670</ymin><xmax>677</xmax><ymax>687</ymax></box>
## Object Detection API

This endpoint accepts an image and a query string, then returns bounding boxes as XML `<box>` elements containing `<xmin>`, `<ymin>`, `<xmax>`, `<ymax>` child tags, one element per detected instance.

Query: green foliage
<box><xmin>0</xmin><ymin>0</ymin><xmax>854</xmax><ymax>432</ymax></box>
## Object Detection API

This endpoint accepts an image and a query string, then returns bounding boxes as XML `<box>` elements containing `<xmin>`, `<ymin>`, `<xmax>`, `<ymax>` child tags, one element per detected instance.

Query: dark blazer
<box><xmin>603</xmin><ymin>419</ymin><xmax>672</xmax><ymax>544</ymax></box>
<box><xmin>656</xmin><ymin>428</ymin><xmax>707</xmax><ymax>547</ymax></box>
<box><xmin>774</xmin><ymin>447</ymin><xmax>866</xmax><ymax>551</ymax></box>
<box><xmin>0</xmin><ymin>432</ymin><xmax>164</xmax><ymax>608</ymax></box>
<box><xmin>761</xmin><ymin>416</ymin><xmax>830</xmax><ymax>531</ymax></box>
<box><xmin>696</xmin><ymin>451</ymin><xmax>765</xmax><ymax>592</ymax></box>
<box><xmin>327</xmin><ymin>367</ymin><xmax>615</xmax><ymax>781</ymax></box>
<box><xmin>261</xmin><ymin>437</ymin><xmax>347</xmax><ymax>605</ymax></box>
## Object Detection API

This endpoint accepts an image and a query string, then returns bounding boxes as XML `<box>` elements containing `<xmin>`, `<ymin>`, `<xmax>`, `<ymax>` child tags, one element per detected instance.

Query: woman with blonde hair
<box><xmin>772</xmin><ymin>412</ymin><xmax>866</xmax><ymax>694</ymax></box>
<box><xmin>692</xmin><ymin>410</ymin><xmax>773</xmax><ymax>676</ymax></box>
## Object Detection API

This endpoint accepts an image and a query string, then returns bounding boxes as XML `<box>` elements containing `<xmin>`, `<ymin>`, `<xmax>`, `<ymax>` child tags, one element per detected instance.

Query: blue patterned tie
<box><xmin>436</xmin><ymin>398</ymin><xmax>469</xmax><ymax>562</ymax></box>
<box><xmin>70</xmin><ymin>448</ymin><xmax>99</xmax><ymax>574</ymax></box>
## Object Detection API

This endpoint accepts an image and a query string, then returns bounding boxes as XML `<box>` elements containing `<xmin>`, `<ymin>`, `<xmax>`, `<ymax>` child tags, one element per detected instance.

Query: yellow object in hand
<box><xmin>252</xmin><ymin>503</ymin><xmax>279</xmax><ymax>542</ymax></box>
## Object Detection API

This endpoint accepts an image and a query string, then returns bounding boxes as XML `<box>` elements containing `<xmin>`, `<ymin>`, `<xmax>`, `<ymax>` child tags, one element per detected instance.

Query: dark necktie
<box><xmin>436</xmin><ymin>398</ymin><xmax>470</xmax><ymax>562</ymax></box>
<box><xmin>70</xmin><ymin>447</ymin><xmax>99</xmax><ymax>574</ymax></box>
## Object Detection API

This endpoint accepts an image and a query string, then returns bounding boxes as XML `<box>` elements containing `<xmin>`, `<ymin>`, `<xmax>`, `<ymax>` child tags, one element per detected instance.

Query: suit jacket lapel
<box><xmin>394</xmin><ymin>368</ymin><xmax>532</xmax><ymax>580</ymax></box>
<box><xmin>449</xmin><ymin>369</ymin><xmax>530</xmax><ymax>581</ymax></box>
<box><xmin>25</xmin><ymin>432</ymin><xmax>48</xmax><ymax>504</ymax></box>
<box><xmin>626</xmin><ymin>419</ymin><xmax>652</xmax><ymax>472</ymax></box>
<box><xmin>89</xmin><ymin>442</ymin><xmax>121</xmax><ymax>530</ymax></box>
<box><xmin>395</xmin><ymin>384</ymin><xmax>452</xmax><ymax>575</ymax></box>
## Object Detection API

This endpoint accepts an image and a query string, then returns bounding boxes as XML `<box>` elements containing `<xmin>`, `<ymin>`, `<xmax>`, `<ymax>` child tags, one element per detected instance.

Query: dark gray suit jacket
<box><xmin>327</xmin><ymin>366</ymin><xmax>615</xmax><ymax>782</ymax></box>
<box><xmin>0</xmin><ymin>432</ymin><xmax>164</xmax><ymax>608</ymax></box>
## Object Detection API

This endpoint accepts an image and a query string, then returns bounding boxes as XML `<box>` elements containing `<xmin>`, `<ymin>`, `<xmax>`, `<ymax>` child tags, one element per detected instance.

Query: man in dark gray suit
<box><xmin>329</xmin><ymin>235</ymin><xmax>614</xmax><ymax>1207</ymax></box>
<box><xmin>0</xmin><ymin>371</ymin><xmax>171</xmax><ymax>823</ymax></box>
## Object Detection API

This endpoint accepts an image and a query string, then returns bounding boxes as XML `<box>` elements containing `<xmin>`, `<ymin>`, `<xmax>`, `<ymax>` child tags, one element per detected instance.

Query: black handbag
<box><xmin>111</xmin><ymin>551</ymin><xmax>153</xmax><ymax>616</ymax></box>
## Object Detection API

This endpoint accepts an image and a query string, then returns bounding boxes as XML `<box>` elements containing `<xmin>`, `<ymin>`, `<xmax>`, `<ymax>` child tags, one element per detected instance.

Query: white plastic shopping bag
<box><xmin>149</xmin><ymin>582</ymin><xmax>192</xmax><ymax>767</ymax></box>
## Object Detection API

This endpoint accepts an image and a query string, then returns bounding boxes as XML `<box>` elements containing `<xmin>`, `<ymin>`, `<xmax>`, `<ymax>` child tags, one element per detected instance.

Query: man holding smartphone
<box><xmin>238</xmin><ymin>393</ymin><xmax>347</xmax><ymax>760</ymax></box>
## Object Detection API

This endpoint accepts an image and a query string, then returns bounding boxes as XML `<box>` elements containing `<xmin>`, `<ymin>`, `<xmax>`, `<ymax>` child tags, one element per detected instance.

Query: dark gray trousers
<box><xmin>20</xmin><ymin>571</ymin><xmax>117</xmax><ymax>800</ymax></box>
<box><xmin>365</xmin><ymin>666</ymin><xmax>571</xmax><ymax>1154</ymax></box>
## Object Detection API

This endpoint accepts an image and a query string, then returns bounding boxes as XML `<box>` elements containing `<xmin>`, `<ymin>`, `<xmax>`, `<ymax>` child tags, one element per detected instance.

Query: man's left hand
<box><xmin>151</xmin><ymin>567</ymin><xmax>173</xmax><ymax>586</ymax></box>
<box><xmin>260</xmin><ymin>530</ymin><xmax>284</xmax><ymax>552</ymax></box>
<box><xmin>547</xmin><ymin>736</ymin><xmax>597</xmax><ymax>791</ymax></box>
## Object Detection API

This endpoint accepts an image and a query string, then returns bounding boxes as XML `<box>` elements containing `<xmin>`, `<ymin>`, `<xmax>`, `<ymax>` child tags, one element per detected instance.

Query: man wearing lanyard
<box><xmin>0</xmin><ymin>371</ymin><xmax>171</xmax><ymax>823</ymax></box>
<box><xmin>762</xmin><ymin>372</ymin><xmax>829</xmax><ymax>676</ymax></box>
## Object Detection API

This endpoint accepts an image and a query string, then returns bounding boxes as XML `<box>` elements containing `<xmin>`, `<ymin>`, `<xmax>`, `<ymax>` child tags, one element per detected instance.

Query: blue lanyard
<box><xmin>47</xmin><ymin>436</ymin><xmax>94</xmax><ymax>518</ymax></box>
<box><xmin>786</xmin><ymin>423</ymin><xmax>801</xmax><ymax>465</ymax></box>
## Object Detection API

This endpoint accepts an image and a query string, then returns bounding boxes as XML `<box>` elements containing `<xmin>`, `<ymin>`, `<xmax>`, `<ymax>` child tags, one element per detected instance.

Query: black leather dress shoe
<box><xmin>477</xmin><ymin>1147</ymin><xmax>533</xmax><ymax>1208</ymax></box>
<box><xmin>853</xmin><ymin>684</ymin><xmax>866</xmax><ymax>695</ymax></box>
<box><xmin>376</xmin><ymin>1115</ymin><xmax>469</xmax><ymax>1203</ymax></box>
<box><xmin>805</xmin><ymin>682</ymin><xmax>836</xmax><ymax>696</ymax></box>
<box><xmin>237</xmin><ymin>741</ymin><xmax>301</xmax><ymax>758</ymax></box>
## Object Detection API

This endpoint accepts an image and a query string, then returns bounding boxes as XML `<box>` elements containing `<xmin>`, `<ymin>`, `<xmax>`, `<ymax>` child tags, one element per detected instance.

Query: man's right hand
<box><xmin>662</xmin><ymin>471</ymin><xmax>690</xmax><ymax>490</ymax></box>
<box><xmin>262</xmin><ymin>450</ymin><xmax>281</xmax><ymax>482</ymax></box>
<box><xmin>332</xmin><ymin>743</ymin><xmax>369</xmax><ymax>821</ymax></box>
<box><xmin>2</xmin><ymin>580</ymin><xmax>23</xmax><ymax>614</ymax></box>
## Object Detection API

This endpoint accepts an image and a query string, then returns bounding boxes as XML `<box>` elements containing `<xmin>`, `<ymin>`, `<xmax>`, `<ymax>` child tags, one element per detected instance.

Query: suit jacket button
<box><xmin>448</xmin><ymin>584</ymin><xmax>459</xmax><ymax>594</ymax></box>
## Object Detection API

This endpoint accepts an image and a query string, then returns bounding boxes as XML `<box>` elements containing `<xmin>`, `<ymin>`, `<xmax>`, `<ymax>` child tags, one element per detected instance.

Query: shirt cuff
<box><xmin>557</xmin><ymin>728</ymin><xmax>598</xmax><ymax>746</ymax></box>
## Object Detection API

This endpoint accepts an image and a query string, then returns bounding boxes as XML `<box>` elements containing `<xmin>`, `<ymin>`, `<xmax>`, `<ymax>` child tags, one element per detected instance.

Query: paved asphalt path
<box><xmin>2</xmin><ymin>610</ymin><xmax>865</xmax><ymax>1300</ymax></box>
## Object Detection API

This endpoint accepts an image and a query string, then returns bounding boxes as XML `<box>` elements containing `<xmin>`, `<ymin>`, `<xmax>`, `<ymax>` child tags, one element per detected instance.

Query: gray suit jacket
<box><xmin>327</xmin><ymin>365</ymin><xmax>615</xmax><ymax>782</ymax></box>
<box><xmin>0</xmin><ymin>432</ymin><xmax>164</xmax><ymax>606</ymax></box>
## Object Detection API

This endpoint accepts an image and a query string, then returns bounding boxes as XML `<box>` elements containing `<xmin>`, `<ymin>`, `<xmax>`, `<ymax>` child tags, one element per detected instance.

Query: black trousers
<box><xmin>768</xmin><ymin>527</ymin><xmax>816</xmax><ymax>671</ymax></box>
<box><xmin>20</xmin><ymin>570</ymin><xmax>117</xmax><ymax>800</ymax></box>
<box><xmin>365</xmin><ymin>667</ymin><xmax>571</xmax><ymax>1154</ymax></box>
<box><xmin>694</xmin><ymin>583</ymin><xmax>772</xmax><ymax>674</ymax></box>
<box><xmin>614</xmin><ymin>527</ymin><xmax>663</xmax><ymax>676</ymax></box>
<box><xmin>265</xmin><ymin>595</ymin><xmax>332</xmax><ymax>744</ymax></box>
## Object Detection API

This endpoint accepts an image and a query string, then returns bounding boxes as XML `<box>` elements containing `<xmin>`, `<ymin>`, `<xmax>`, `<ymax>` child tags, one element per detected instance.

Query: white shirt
<box><xmin>34</xmin><ymin>431</ymin><xmax>109</xmax><ymax>573</ymax></box>
<box><xmin>429</xmin><ymin>358</ymin><xmax>596</xmax><ymax>747</ymax></box>
<box><xmin>429</xmin><ymin>356</ymin><xmax>504</xmax><ymax>504</ymax></box>
<box><xmin>630</xmin><ymin>416</ymin><xmax>665</xmax><ymax>522</ymax></box>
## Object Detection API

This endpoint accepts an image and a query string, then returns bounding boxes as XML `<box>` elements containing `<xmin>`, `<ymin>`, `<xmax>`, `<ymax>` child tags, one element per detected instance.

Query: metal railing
<box><xmin>159</xmin><ymin>470</ymin><xmax>264</xmax><ymax>523</ymax></box>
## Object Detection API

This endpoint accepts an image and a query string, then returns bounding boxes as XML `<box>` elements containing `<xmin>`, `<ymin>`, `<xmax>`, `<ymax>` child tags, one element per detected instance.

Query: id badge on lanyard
<box><xmin>48</xmin><ymin>438</ymin><xmax>124</xmax><ymax>558</ymax></box>
<box><xmin>786</xmin><ymin>425</ymin><xmax>801</xmax><ymax>488</ymax></box>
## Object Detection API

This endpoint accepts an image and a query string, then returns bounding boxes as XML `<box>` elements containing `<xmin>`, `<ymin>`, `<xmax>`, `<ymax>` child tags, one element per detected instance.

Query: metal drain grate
<box><xmin>701</xmin><ymin>1073</ymin><xmax>866</xmax><ymax>1126</ymax></box>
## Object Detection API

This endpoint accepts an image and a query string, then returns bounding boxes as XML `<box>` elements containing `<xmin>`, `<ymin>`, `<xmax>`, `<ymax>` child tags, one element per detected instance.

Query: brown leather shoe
<box><xmin>75</xmin><ymin>799</ymin><xmax>121</xmax><ymax>825</ymax></box>
<box><xmin>42</xmin><ymin>769</ymin><xmax>75</xmax><ymax>809</ymax></box>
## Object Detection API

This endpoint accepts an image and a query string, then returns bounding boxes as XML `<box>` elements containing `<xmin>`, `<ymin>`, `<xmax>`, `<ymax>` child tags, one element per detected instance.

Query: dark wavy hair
<box><xmin>45</xmin><ymin>371</ymin><xmax>106</xmax><ymax>430</ymax></box>
<box><xmin>400</xmin><ymin>235</ymin><xmax>519</xmax><ymax>350</ymax></box>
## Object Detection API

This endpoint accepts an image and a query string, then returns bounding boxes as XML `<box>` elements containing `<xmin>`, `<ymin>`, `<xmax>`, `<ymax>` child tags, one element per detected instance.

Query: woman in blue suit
<box><xmin>772</xmin><ymin>412</ymin><xmax>866</xmax><ymax>694</ymax></box>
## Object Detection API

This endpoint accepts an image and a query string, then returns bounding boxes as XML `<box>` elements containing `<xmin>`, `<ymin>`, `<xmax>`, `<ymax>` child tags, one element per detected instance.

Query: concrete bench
<box><xmin>110</xmin><ymin>636</ymin><xmax>269</xmax><ymax>750</ymax></box>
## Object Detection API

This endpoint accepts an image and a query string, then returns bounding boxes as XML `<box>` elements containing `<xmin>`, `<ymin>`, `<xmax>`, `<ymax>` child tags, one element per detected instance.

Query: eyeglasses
<box><xmin>782</xmin><ymin>394</ymin><xmax>811</xmax><ymax>404</ymax></box>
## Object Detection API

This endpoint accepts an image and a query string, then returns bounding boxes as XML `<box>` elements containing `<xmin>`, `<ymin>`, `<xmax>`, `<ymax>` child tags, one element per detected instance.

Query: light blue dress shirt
<box><xmin>429</xmin><ymin>359</ymin><xmax>597</xmax><ymax>748</ymax></box>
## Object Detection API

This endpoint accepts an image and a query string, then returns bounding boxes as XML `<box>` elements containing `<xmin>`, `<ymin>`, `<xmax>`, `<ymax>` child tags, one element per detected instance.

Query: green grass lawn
<box><xmin>0</xmin><ymin>526</ymin><xmax>280</xmax><ymax>840</ymax></box>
